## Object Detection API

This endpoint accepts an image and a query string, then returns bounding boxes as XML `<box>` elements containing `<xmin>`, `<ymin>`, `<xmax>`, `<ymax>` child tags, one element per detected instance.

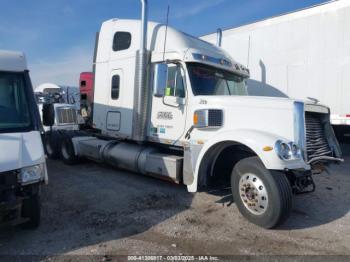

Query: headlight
<box><xmin>193</xmin><ymin>109</ymin><xmax>223</xmax><ymax>128</ymax></box>
<box><xmin>19</xmin><ymin>164</ymin><xmax>44</xmax><ymax>185</ymax></box>
<box><xmin>275</xmin><ymin>140</ymin><xmax>302</xmax><ymax>161</ymax></box>
<box><xmin>275</xmin><ymin>140</ymin><xmax>292</xmax><ymax>160</ymax></box>
<box><xmin>289</xmin><ymin>142</ymin><xmax>302</xmax><ymax>159</ymax></box>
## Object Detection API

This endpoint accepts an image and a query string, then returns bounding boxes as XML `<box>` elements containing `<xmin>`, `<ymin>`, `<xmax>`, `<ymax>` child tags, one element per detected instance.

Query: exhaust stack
<box><xmin>132</xmin><ymin>0</ymin><xmax>150</xmax><ymax>142</ymax></box>
<box><xmin>216</xmin><ymin>28</ymin><xmax>222</xmax><ymax>47</ymax></box>
<box><xmin>140</xmin><ymin>0</ymin><xmax>148</xmax><ymax>54</ymax></box>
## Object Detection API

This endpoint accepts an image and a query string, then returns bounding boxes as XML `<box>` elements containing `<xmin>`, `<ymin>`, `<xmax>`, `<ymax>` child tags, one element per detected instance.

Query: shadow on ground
<box><xmin>0</xmin><ymin>160</ymin><xmax>193</xmax><ymax>255</ymax></box>
<box><xmin>0</xmin><ymin>146</ymin><xmax>349</xmax><ymax>255</ymax></box>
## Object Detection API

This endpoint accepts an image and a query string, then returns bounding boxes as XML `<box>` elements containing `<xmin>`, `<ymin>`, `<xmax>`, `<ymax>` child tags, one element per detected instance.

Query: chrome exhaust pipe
<box><xmin>132</xmin><ymin>0</ymin><xmax>150</xmax><ymax>142</ymax></box>
<box><xmin>140</xmin><ymin>0</ymin><xmax>148</xmax><ymax>54</ymax></box>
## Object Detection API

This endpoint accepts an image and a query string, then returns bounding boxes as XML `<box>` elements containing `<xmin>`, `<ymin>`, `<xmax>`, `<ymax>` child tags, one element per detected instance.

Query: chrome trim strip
<box><xmin>294</xmin><ymin>101</ymin><xmax>306</xmax><ymax>161</ymax></box>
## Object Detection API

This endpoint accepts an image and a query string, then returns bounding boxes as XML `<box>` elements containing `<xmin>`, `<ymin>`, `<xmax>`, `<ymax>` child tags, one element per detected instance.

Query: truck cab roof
<box><xmin>0</xmin><ymin>50</ymin><xmax>27</xmax><ymax>72</ymax></box>
<box><xmin>97</xmin><ymin>19</ymin><xmax>249</xmax><ymax>77</ymax></box>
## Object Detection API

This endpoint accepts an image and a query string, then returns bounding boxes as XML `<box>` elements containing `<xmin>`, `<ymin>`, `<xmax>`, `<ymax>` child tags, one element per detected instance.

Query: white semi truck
<box><xmin>0</xmin><ymin>50</ymin><xmax>47</xmax><ymax>228</ymax></box>
<box><xmin>201</xmin><ymin>0</ymin><xmax>350</xmax><ymax>142</ymax></box>
<box><xmin>43</xmin><ymin>0</ymin><xmax>343</xmax><ymax>228</ymax></box>
<box><xmin>34</xmin><ymin>83</ymin><xmax>80</xmax><ymax>159</ymax></box>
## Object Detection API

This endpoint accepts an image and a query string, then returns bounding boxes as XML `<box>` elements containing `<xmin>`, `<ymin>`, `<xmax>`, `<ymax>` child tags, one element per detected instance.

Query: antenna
<box><xmin>162</xmin><ymin>5</ymin><xmax>170</xmax><ymax>62</ymax></box>
<box><xmin>247</xmin><ymin>35</ymin><xmax>251</xmax><ymax>67</ymax></box>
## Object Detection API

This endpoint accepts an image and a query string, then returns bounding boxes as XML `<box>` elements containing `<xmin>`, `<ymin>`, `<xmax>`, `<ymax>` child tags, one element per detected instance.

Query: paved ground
<box><xmin>0</xmin><ymin>145</ymin><xmax>349</xmax><ymax>259</ymax></box>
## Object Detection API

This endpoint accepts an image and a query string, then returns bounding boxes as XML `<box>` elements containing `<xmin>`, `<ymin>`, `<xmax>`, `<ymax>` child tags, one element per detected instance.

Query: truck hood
<box><xmin>0</xmin><ymin>131</ymin><xmax>45</xmax><ymax>173</ymax></box>
<box><xmin>195</xmin><ymin>95</ymin><xmax>298</xmax><ymax>110</ymax></box>
<box><xmin>193</xmin><ymin>95</ymin><xmax>329</xmax><ymax>143</ymax></box>
<box><xmin>192</xmin><ymin>95</ymin><xmax>302</xmax><ymax>143</ymax></box>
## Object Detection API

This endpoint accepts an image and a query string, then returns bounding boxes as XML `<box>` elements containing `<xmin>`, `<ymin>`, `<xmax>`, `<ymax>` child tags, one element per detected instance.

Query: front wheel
<box><xmin>21</xmin><ymin>194</ymin><xmax>41</xmax><ymax>229</ymax></box>
<box><xmin>231</xmin><ymin>156</ymin><xmax>292</xmax><ymax>229</ymax></box>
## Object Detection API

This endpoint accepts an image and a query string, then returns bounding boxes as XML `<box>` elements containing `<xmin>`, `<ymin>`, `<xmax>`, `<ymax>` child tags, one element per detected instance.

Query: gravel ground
<box><xmin>0</xmin><ymin>146</ymin><xmax>349</xmax><ymax>259</ymax></box>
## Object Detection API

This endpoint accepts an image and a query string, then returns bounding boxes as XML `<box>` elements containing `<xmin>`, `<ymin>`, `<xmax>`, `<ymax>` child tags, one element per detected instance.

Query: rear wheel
<box><xmin>44</xmin><ymin>133</ymin><xmax>60</xmax><ymax>159</ymax></box>
<box><xmin>21</xmin><ymin>194</ymin><xmax>41</xmax><ymax>229</ymax></box>
<box><xmin>60</xmin><ymin>136</ymin><xmax>79</xmax><ymax>165</ymax></box>
<box><xmin>231</xmin><ymin>156</ymin><xmax>292</xmax><ymax>229</ymax></box>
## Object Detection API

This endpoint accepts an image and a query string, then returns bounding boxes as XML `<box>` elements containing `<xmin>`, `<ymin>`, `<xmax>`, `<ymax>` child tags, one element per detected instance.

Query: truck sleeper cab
<box><xmin>43</xmin><ymin>1</ymin><xmax>342</xmax><ymax>229</ymax></box>
<box><xmin>0</xmin><ymin>50</ymin><xmax>47</xmax><ymax>228</ymax></box>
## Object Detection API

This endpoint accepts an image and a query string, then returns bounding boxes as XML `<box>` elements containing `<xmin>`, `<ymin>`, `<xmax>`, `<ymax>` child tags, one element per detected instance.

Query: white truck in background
<box><xmin>0</xmin><ymin>50</ymin><xmax>47</xmax><ymax>228</ymax></box>
<box><xmin>43</xmin><ymin>0</ymin><xmax>342</xmax><ymax>228</ymax></box>
<box><xmin>35</xmin><ymin>83</ymin><xmax>80</xmax><ymax>114</ymax></box>
<box><xmin>201</xmin><ymin>0</ymin><xmax>350</xmax><ymax>142</ymax></box>
<box><xmin>34</xmin><ymin>83</ymin><xmax>80</xmax><ymax>158</ymax></box>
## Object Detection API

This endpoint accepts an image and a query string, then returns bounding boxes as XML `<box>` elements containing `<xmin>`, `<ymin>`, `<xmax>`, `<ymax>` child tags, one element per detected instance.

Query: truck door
<box><xmin>149</xmin><ymin>63</ymin><xmax>187</xmax><ymax>145</ymax></box>
<box><xmin>106</xmin><ymin>69</ymin><xmax>123</xmax><ymax>134</ymax></box>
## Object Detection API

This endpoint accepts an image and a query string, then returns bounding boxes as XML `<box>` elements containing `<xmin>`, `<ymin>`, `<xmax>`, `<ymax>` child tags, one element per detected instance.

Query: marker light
<box><xmin>193</xmin><ymin>112</ymin><xmax>199</xmax><ymax>126</ymax></box>
<box><xmin>263</xmin><ymin>146</ymin><xmax>273</xmax><ymax>152</ymax></box>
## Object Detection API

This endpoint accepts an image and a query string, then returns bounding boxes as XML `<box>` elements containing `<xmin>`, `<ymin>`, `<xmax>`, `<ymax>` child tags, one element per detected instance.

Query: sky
<box><xmin>0</xmin><ymin>0</ymin><xmax>330</xmax><ymax>87</ymax></box>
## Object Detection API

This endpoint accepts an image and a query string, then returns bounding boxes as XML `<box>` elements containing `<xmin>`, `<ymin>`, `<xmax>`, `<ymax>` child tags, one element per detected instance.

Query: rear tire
<box><xmin>44</xmin><ymin>133</ymin><xmax>60</xmax><ymax>159</ymax></box>
<box><xmin>231</xmin><ymin>156</ymin><xmax>292</xmax><ymax>229</ymax></box>
<box><xmin>60</xmin><ymin>136</ymin><xmax>79</xmax><ymax>165</ymax></box>
<box><xmin>21</xmin><ymin>194</ymin><xmax>41</xmax><ymax>229</ymax></box>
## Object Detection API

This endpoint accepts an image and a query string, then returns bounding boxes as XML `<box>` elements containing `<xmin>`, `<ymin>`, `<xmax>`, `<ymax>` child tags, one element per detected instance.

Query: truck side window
<box><xmin>113</xmin><ymin>32</ymin><xmax>132</xmax><ymax>51</ymax></box>
<box><xmin>165</xmin><ymin>65</ymin><xmax>185</xmax><ymax>98</ymax></box>
<box><xmin>111</xmin><ymin>75</ymin><xmax>120</xmax><ymax>99</ymax></box>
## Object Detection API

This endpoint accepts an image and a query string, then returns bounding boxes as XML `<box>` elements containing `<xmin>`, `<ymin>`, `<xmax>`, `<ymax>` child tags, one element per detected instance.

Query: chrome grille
<box><xmin>305</xmin><ymin>112</ymin><xmax>332</xmax><ymax>160</ymax></box>
<box><xmin>56</xmin><ymin>107</ymin><xmax>77</xmax><ymax>125</ymax></box>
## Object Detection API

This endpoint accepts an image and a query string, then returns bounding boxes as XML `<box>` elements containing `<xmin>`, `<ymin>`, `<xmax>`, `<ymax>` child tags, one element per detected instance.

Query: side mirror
<box><xmin>163</xmin><ymin>96</ymin><xmax>185</xmax><ymax>107</ymax></box>
<box><xmin>42</xmin><ymin>103</ymin><xmax>55</xmax><ymax>127</ymax></box>
<box><xmin>153</xmin><ymin>63</ymin><xmax>168</xmax><ymax>97</ymax></box>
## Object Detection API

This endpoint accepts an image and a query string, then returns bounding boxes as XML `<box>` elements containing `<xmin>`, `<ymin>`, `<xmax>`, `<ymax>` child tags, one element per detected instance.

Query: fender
<box><xmin>187</xmin><ymin>129</ymin><xmax>310</xmax><ymax>192</ymax></box>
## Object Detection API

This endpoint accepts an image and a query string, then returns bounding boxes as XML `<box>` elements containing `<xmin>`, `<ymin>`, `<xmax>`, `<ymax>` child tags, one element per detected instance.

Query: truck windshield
<box><xmin>0</xmin><ymin>71</ymin><xmax>32</xmax><ymax>132</ymax></box>
<box><xmin>187</xmin><ymin>63</ymin><xmax>248</xmax><ymax>96</ymax></box>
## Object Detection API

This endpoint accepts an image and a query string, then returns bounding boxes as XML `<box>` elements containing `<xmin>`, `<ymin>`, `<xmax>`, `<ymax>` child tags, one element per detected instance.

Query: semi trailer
<box><xmin>201</xmin><ymin>0</ymin><xmax>350</xmax><ymax>142</ymax></box>
<box><xmin>43</xmin><ymin>0</ymin><xmax>343</xmax><ymax>228</ymax></box>
<box><xmin>0</xmin><ymin>50</ymin><xmax>47</xmax><ymax>228</ymax></box>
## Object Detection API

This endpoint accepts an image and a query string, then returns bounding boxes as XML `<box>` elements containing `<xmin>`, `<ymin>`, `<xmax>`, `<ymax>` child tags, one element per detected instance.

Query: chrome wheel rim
<box><xmin>61</xmin><ymin>143</ymin><xmax>70</xmax><ymax>160</ymax></box>
<box><xmin>45</xmin><ymin>140</ymin><xmax>53</xmax><ymax>155</ymax></box>
<box><xmin>239</xmin><ymin>173</ymin><xmax>268</xmax><ymax>215</ymax></box>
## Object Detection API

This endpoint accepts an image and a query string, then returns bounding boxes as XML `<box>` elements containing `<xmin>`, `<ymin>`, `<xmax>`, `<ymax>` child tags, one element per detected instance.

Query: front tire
<box><xmin>231</xmin><ymin>156</ymin><xmax>292</xmax><ymax>229</ymax></box>
<box><xmin>21</xmin><ymin>194</ymin><xmax>41</xmax><ymax>229</ymax></box>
